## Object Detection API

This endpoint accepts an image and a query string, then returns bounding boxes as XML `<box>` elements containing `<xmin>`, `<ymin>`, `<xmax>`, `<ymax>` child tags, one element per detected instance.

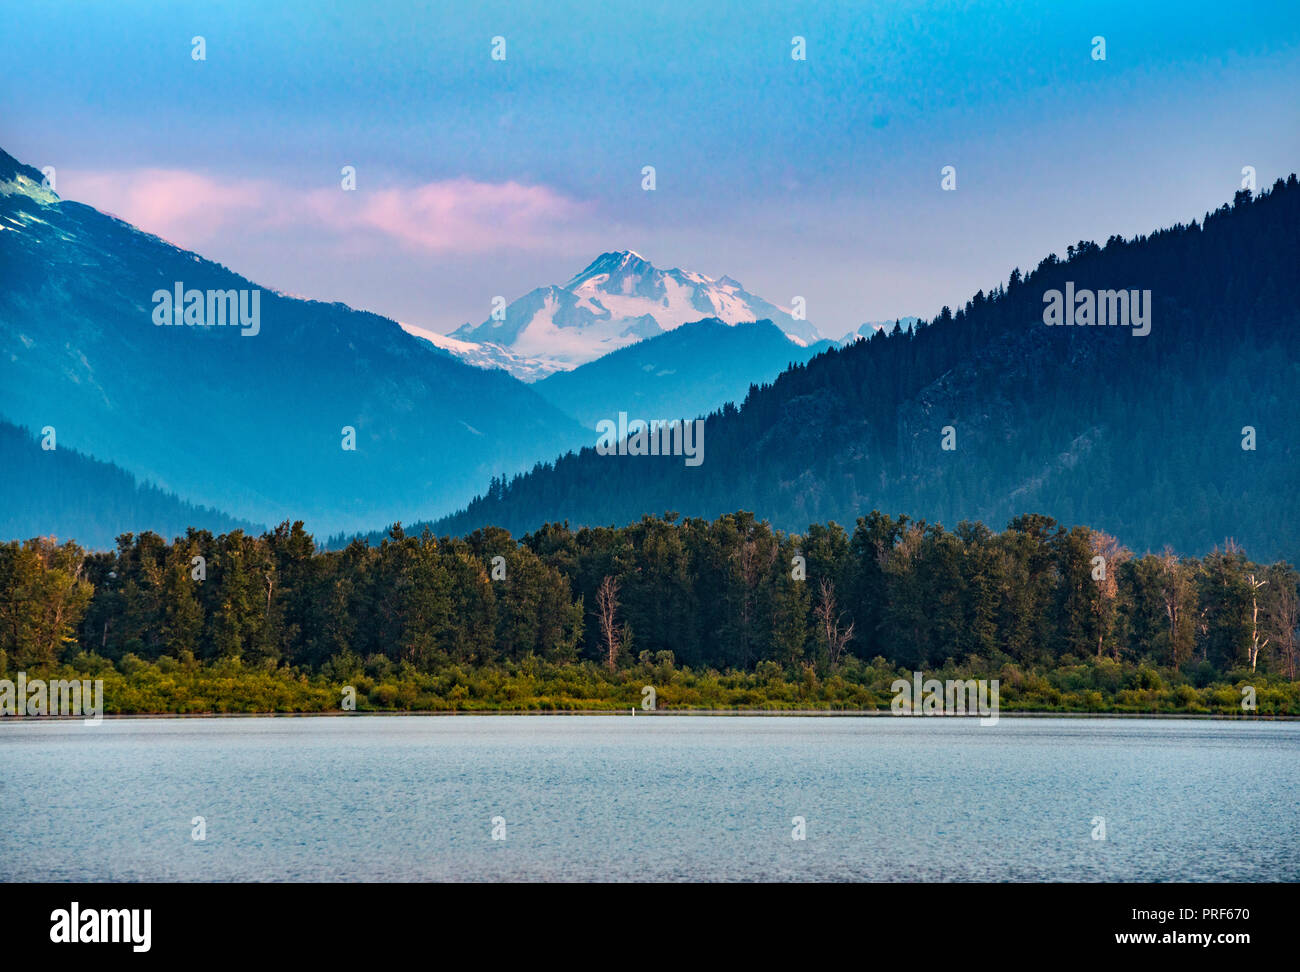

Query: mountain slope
<box><xmin>400</xmin><ymin>324</ymin><xmax>558</xmax><ymax>382</ymax></box>
<box><xmin>0</xmin><ymin>146</ymin><xmax>587</xmax><ymax>536</ymax></box>
<box><xmin>0</xmin><ymin>421</ymin><xmax>261</xmax><ymax>549</ymax></box>
<box><xmin>444</xmin><ymin>250</ymin><xmax>821</xmax><ymax>379</ymax></box>
<box><xmin>533</xmin><ymin>318</ymin><xmax>834</xmax><ymax>428</ymax></box>
<box><xmin>426</xmin><ymin>178</ymin><xmax>1300</xmax><ymax>561</ymax></box>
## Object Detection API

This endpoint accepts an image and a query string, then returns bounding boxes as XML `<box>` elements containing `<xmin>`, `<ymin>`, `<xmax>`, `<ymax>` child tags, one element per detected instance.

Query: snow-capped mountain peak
<box><xmin>432</xmin><ymin>250</ymin><xmax>822</xmax><ymax>380</ymax></box>
<box><xmin>564</xmin><ymin>249</ymin><xmax>650</xmax><ymax>290</ymax></box>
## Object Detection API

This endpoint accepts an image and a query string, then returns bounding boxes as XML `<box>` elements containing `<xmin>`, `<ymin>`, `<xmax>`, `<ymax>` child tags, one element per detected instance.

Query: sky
<box><xmin>4</xmin><ymin>0</ymin><xmax>1299</xmax><ymax>340</ymax></box>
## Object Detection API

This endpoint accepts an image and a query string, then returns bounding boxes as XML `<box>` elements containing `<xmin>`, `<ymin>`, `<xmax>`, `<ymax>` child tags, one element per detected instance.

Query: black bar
<box><xmin>3</xmin><ymin>882</ymin><xmax>1291</xmax><ymax>959</ymax></box>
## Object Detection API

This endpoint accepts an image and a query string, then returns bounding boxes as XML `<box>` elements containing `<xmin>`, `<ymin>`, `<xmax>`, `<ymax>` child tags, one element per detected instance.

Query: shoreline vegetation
<box><xmin>2</xmin><ymin>653</ymin><xmax>1296</xmax><ymax>718</ymax></box>
<box><xmin>2</xmin><ymin>511</ymin><xmax>1297</xmax><ymax>718</ymax></box>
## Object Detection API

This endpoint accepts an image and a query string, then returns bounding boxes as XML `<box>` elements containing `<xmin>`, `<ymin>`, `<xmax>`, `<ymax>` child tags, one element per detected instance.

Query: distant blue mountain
<box><xmin>0</xmin><ymin>421</ymin><xmax>261</xmax><ymax>549</ymax></box>
<box><xmin>0</xmin><ymin>146</ymin><xmax>586</xmax><ymax>536</ymax></box>
<box><xmin>533</xmin><ymin>318</ymin><xmax>834</xmax><ymax>429</ymax></box>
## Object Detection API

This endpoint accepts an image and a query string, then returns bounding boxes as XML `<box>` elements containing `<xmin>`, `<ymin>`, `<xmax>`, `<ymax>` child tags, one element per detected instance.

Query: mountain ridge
<box><xmin>410</xmin><ymin>177</ymin><xmax>1300</xmax><ymax>562</ymax></box>
<box><xmin>0</xmin><ymin>145</ymin><xmax>588</xmax><ymax>537</ymax></box>
<box><xmin>533</xmin><ymin>318</ymin><xmax>835</xmax><ymax>429</ymax></box>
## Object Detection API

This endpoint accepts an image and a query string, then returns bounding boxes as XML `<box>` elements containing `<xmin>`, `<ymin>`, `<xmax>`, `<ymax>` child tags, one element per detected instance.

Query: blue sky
<box><xmin>5</xmin><ymin>0</ymin><xmax>1298</xmax><ymax>339</ymax></box>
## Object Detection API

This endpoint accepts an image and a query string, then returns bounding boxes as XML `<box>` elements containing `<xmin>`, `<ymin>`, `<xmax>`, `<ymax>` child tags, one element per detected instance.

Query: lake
<box><xmin>2</xmin><ymin>715</ymin><xmax>1297</xmax><ymax>881</ymax></box>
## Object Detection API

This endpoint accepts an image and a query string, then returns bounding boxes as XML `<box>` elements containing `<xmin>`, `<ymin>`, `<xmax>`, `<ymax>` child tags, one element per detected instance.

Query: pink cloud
<box><xmin>305</xmin><ymin>178</ymin><xmax>587</xmax><ymax>252</ymax></box>
<box><xmin>63</xmin><ymin>168</ymin><xmax>590</xmax><ymax>254</ymax></box>
<box><xmin>66</xmin><ymin>169</ymin><xmax>271</xmax><ymax>245</ymax></box>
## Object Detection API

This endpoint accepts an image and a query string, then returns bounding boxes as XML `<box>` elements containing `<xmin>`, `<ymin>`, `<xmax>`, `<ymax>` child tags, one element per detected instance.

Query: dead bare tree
<box><xmin>814</xmin><ymin>578</ymin><xmax>855</xmax><ymax>668</ymax></box>
<box><xmin>596</xmin><ymin>575</ymin><xmax>621</xmax><ymax>672</ymax></box>
<box><xmin>1247</xmin><ymin>574</ymin><xmax>1269</xmax><ymax>673</ymax></box>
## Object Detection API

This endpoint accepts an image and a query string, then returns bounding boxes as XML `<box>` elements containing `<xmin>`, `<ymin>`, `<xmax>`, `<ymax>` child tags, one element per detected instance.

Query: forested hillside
<box><xmin>425</xmin><ymin>178</ymin><xmax>1300</xmax><ymax>562</ymax></box>
<box><xmin>0</xmin><ymin>421</ymin><xmax>259</xmax><ymax>548</ymax></box>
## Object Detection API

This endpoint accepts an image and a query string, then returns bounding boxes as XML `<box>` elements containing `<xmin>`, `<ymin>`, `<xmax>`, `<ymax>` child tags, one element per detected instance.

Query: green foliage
<box><xmin>0</xmin><ymin>537</ymin><xmax>93</xmax><ymax>668</ymax></box>
<box><xmin>1</xmin><ymin>509</ymin><xmax>1297</xmax><ymax>715</ymax></box>
<box><xmin>8</xmin><ymin>651</ymin><xmax>1297</xmax><ymax>717</ymax></box>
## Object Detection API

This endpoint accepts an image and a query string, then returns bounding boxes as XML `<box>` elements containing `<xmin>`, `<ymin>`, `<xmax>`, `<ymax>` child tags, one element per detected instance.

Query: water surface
<box><xmin>2</xmin><ymin>715</ymin><xmax>1296</xmax><ymax>881</ymax></box>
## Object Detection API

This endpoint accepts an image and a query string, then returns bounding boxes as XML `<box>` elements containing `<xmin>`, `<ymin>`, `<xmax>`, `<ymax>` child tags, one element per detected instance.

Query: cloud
<box><xmin>66</xmin><ymin>169</ymin><xmax>270</xmax><ymax>245</ymax></box>
<box><xmin>306</xmin><ymin>178</ymin><xmax>587</xmax><ymax>253</ymax></box>
<box><xmin>63</xmin><ymin>168</ymin><xmax>590</xmax><ymax>254</ymax></box>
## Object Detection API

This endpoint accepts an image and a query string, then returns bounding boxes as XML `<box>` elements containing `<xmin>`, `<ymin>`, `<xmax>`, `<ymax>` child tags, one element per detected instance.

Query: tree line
<box><xmin>2</xmin><ymin>512</ymin><xmax>1296</xmax><ymax>686</ymax></box>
